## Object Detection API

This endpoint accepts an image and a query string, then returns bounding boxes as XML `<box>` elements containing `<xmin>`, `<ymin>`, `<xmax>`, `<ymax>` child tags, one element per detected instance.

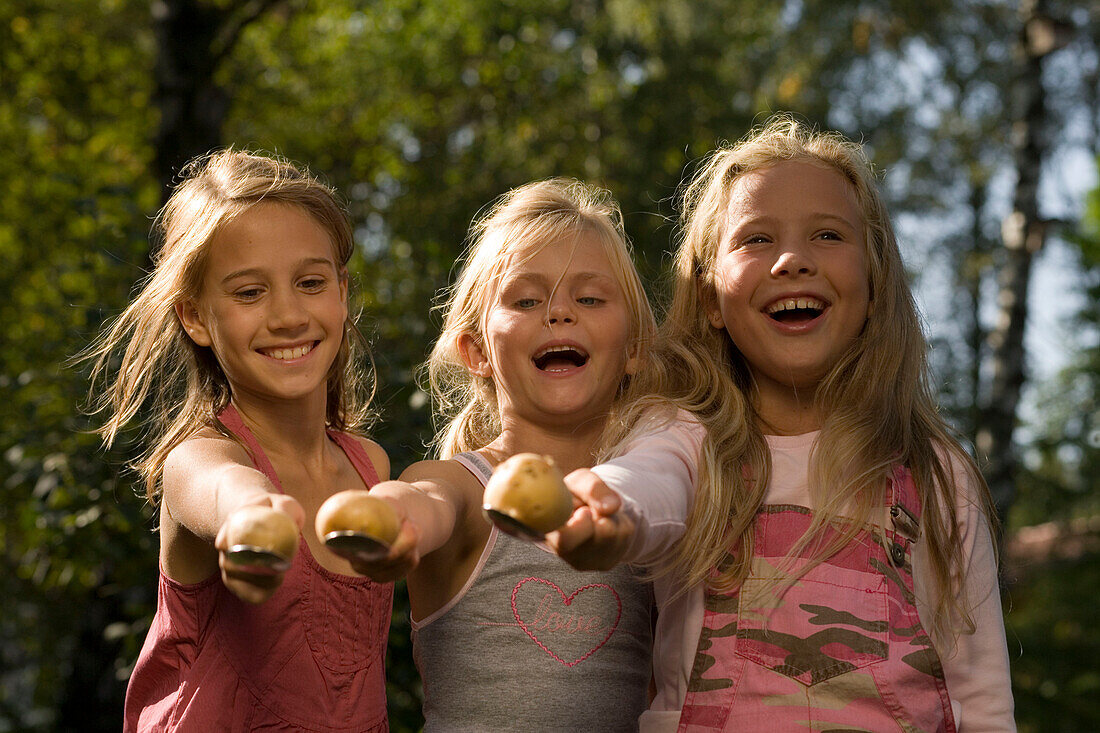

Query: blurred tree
<box><xmin>977</xmin><ymin>0</ymin><xmax>1076</xmax><ymax>521</ymax></box>
<box><xmin>152</xmin><ymin>0</ymin><xmax>288</xmax><ymax>200</ymax></box>
<box><xmin>0</xmin><ymin>2</ymin><xmax>159</xmax><ymax>728</ymax></box>
<box><xmin>1012</xmin><ymin>159</ymin><xmax>1100</xmax><ymax>528</ymax></box>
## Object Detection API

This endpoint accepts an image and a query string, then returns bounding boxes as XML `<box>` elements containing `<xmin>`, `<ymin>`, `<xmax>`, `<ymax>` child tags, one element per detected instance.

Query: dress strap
<box><xmin>328</xmin><ymin>432</ymin><xmax>381</xmax><ymax>488</ymax></box>
<box><xmin>217</xmin><ymin>403</ymin><xmax>284</xmax><ymax>492</ymax></box>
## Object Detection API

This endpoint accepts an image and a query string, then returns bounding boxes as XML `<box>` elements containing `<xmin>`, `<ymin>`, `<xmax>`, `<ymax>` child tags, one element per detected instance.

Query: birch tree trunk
<box><xmin>977</xmin><ymin>0</ymin><xmax>1069</xmax><ymax>522</ymax></box>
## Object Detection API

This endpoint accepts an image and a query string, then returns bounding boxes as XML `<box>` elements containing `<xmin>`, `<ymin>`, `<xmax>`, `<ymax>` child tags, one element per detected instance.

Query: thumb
<box><xmin>269</xmin><ymin>494</ymin><xmax>306</xmax><ymax>530</ymax></box>
<box><xmin>563</xmin><ymin>468</ymin><xmax>620</xmax><ymax>516</ymax></box>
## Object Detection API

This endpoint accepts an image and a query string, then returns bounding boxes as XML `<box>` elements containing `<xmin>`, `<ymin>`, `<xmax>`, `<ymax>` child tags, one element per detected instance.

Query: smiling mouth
<box><xmin>532</xmin><ymin>345</ymin><xmax>589</xmax><ymax>372</ymax></box>
<box><xmin>260</xmin><ymin>341</ymin><xmax>317</xmax><ymax>360</ymax></box>
<box><xmin>765</xmin><ymin>297</ymin><xmax>827</xmax><ymax>324</ymax></box>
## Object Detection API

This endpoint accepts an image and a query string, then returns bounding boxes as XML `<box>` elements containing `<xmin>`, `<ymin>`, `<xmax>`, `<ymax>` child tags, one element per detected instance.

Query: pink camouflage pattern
<box><xmin>678</xmin><ymin>467</ymin><xmax>955</xmax><ymax>732</ymax></box>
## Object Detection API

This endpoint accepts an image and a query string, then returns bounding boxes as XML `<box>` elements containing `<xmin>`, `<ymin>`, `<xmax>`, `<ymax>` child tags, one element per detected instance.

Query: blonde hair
<box><xmin>627</xmin><ymin>115</ymin><xmax>996</xmax><ymax>642</ymax></box>
<box><xmin>85</xmin><ymin>149</ymin><xmax>376</xmax><ymax>501</ymax></box>
<box><xmin>428</xmin><ymin>178</ymin><xmax>656</xmax><ymax>459</ymax></box>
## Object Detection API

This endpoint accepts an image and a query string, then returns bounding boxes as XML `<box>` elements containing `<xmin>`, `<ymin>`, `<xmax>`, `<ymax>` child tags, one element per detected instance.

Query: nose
<box><xmin>545</xmin><ymin>292</ymin><xmax>575</xmax><ymax>326</ymax></box>
<box><xmin>770</xmin><ymin>240</ymin><xmax>817</xmax><ymax>278</ymax></box>
<box><xmin>268</xmin><ymin>287</ymin><xmax>309</xmax><ymax>331</ymax></box>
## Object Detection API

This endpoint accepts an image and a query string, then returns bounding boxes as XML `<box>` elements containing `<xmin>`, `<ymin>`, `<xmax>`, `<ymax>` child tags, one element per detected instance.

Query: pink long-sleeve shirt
<box><xmin>594</xmin><ymin>412</ymin><xmax>1015</xmax><ymax>732</ymax></box>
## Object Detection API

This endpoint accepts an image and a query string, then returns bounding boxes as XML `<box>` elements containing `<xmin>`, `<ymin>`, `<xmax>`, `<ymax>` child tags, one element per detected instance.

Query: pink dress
<box><xmin>124</xmin><ymin>405</ymin><xmax>392</xmax><ymax>732</ymax></box>
<box><xmin>677</xmin><ymin>467</ymin><xmax>955</xmax><ymax>732</ymax></box>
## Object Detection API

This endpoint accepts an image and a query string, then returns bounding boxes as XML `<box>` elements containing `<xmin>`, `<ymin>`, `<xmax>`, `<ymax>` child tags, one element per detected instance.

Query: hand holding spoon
<box><xmin>482</xmin><ymin>453</ymin><xmax>573</xmax><ymax>542</ymax></box>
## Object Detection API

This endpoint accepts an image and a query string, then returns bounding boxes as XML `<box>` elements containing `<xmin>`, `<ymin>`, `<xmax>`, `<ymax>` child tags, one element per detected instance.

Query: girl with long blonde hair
<box><xmin>565</xmin><ymin>116</ymin><xmax>1014</xmax><ymax>731</ymax></box>
<box><xmin>86</xmin><ymin>149</ymin><xmax>392</xmax><ymax>732</ymax></box>
<box><xmin>340</xmin><ymin>178</ymin><xmax>662</xmax><ymax>731</ymax></box>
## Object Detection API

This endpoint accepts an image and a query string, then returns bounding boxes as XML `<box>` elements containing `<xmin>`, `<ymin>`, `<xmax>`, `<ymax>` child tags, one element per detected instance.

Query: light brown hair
<box><xmin>85</xmin><ymin>149</ymin><xmax>375</xmax><ymax>501</ymax></box>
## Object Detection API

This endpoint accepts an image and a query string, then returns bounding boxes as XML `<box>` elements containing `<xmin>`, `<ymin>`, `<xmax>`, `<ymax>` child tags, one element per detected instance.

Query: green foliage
<box><xmin>0</xmin><ymin>1</ymin><xmax>161</xmax><ymax>728</ymax></box>
<box><xmin>1007</xmin><ymin>550</ymin><xmax>1100</xmax><ymax>731</ymax></box>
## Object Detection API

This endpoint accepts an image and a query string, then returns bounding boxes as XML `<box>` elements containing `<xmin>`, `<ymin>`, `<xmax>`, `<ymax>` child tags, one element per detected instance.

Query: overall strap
<box><xmin>217</xmin><ymin>403</ymin><xmax>284</xmax><ymax>492</ymax></box>
<box><xmin>885</xmin><ymin>466</ymin><xmax>921</xmax><ymax>568</ymax></box>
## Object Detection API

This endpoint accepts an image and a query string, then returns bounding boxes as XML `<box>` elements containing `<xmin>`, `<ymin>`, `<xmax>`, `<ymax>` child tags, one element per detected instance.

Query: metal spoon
<box><xmin>225</xmin><ymin>544</ymin><xmax>291</xmax><ymax>575</ymax></box>
<box><xmin>482</xmin><ymin>506</ymin><xmax>547</xmax><ymax>542</ymax></box>
<box><xmin>322</xmin><ymin>530</ymin><xmax>392</xmax><ymax>562</ymax></box>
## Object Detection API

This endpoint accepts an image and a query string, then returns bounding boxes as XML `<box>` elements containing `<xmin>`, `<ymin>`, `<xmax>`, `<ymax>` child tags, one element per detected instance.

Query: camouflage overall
<box><xmin>678</xmin><ymin>467</ymin><xmax>955</xmax><ymax>732</ymax></box>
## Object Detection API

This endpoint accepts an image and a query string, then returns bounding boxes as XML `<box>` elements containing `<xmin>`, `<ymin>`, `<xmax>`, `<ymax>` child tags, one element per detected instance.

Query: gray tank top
<box><xmin>412</xmin><ymin>452</ymin><xmax>653</xmax><ymax>732</ymax></box>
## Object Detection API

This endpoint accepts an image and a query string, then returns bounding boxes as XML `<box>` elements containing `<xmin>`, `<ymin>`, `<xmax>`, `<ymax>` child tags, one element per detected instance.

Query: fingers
<box><xmin>219</xmin><ymin>552</ymin><xmax>288</xmax><ymax>604</ymax></box>
<box><xmin>563</xmin><ymin>468</ymin><xmax>620</xmax><ymax>516</ymax></box>
<box><xmin>345</xmin><ymin>518</ymin><xmax>421</xmax><ymax>583</ymax></box>
<box><xmin>269</xmin><ymin>494</ymin><xmax>306</xmax><ymax>530</ymax></box>
<box><xmin>547</xmin><ymin>506</ymin><xmax>636</xmax><ymax>572</ymax></box>
<box><xmin>548</xmin><ymin>506</ymin><xmax>596</xmax><ymax>555</ymax></box>
<box><xmin>216</xmin><ymin>498</ymin><xmax>303</xmax><ymax>603</ymax></box>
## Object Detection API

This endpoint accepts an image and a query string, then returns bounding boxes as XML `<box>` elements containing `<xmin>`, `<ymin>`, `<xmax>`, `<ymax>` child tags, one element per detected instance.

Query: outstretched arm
<box><xmin>544</xmin><ymin>470</ymin><xmax>634</xmax><ymax>571</ymax></box>
<box><xmin>339</xmin><ymin>460</ymin><xmax>471</xmax><ymax>582</ymax></box>
<box><xmin>549</xmin><ymin>410</ymin><xmax>705</xmax><ymax>570</ymax></box>
<box><xmin>161</xmin><ymin>433</ymin><xmax>305</xmax><ymax>604</ymax></box>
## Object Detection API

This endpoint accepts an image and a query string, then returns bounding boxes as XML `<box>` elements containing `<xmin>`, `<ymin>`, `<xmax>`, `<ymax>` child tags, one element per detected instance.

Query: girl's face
<box><xmin>176</xmin><ymin>202</ymin><xmax>348</xmax><ymax>406</ymax></box>
<box><xmin>707</xmin><ymin>160</ymin><xmax>871</xmax><ymax>404</ymax></box>
<box><xmin>461</xmin><ymin>233</ymin><xmax>640</xmax><ymax>431</ymax></box>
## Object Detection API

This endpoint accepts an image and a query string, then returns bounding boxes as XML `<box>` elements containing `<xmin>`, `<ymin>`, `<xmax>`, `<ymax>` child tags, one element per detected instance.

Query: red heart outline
<box><xmin>511</xmin><ymin>577</ymin><xmax>622</xmax><ymax>667</ymax></box>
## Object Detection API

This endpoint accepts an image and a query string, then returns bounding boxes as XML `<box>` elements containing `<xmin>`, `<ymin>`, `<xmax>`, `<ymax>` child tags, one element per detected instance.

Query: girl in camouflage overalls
<box><xmin>563</xmin><ymin>116</ymin><xmax>1015</xmax><ymax>731</ymax></box>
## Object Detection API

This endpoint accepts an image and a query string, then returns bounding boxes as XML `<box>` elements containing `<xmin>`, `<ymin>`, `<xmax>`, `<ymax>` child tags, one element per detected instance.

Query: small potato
<box><xmin>224</xmin><ymin>505</ymin><xmax>299</xmax><ymax>559</ymax></box>
<box><xmin>315</xmin><ymin>490</ymin><xmax>400</xmax><ymax>545</ymax></box>
<box><xmin>483</xmin><ymin>453</ymin><xmax>572</xmax><ymax>535</ymax></box>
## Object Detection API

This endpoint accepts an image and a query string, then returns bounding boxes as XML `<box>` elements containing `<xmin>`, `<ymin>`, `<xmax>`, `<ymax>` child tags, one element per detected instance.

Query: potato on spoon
<box><xmin>316</xmin><ymin>490</ymin><xmax>400</xmax><ymax>562</ymax></box>
<box><xmin>482</xmin><ymin>453</ymin><xmax>573</xmax><ymax>541</ymax></box>
<box><xmin>224</xmin><ymin>505</ymin><xmax>298</xmax><ymax>575</ymax></box>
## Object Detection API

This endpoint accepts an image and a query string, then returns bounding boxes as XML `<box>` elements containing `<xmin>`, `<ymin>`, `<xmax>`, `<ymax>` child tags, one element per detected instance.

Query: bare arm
<box><xmin>160</xmin><ymin>432</ymin><xmax>304</xmax><ymax>603</ymax></box>
<box><xmin>343</xmin><ymin>459</ymin><xmax>474</xmax><ymax>582</ymax></box>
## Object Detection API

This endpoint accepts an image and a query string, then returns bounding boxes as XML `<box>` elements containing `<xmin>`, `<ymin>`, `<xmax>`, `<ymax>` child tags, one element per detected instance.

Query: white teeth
<box><xmin>264</xmin><ymin>343</ymin><xmax>313</xmax><ymax>360</ymax></box>
<box><xmin>765</xmin><ymin>297</ymin><xmax>825</xmax><ymax>314</ymax></box>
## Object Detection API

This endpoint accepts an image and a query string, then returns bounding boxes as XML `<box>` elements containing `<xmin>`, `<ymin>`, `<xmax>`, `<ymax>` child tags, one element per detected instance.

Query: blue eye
<box><xmin>515</xmin><ymin>298</ymin><xmax>540</xmax><ymax>309</ymax></box>
<box><xmin>577</xmin><ymin>296</ymin><xmax>603</xmax><ymax>306</ymax></box>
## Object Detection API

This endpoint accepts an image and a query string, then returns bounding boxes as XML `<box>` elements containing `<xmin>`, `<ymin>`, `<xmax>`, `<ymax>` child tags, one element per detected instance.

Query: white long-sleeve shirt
<box><xmin>594</xmin><ymin>414</ymin><xmax>1015</xmax><ymax>732</ymax></box>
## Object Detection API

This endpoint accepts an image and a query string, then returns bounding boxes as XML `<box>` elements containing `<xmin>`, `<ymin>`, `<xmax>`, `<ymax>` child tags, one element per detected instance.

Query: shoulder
<box><xmin>928</xmin><ymin>441</ymin><xmax>987</xmax><ymax>511</ymax></box>
<box><xmin>163</xmin><ymin>427</ymin><xmax>252</xmax><ymax>477</ymax></box>
<box><xmin>400</xmin><ymin>457</ymin><xmax>481</xmax><ymax>490</ymax></box>
<box><xmin>346</xmin><ymin>434</ymin><xmax>391</xmax><ymax>481</ymax></box>
<box><xmin>611</xmin><ymin>406</ymin><xmax>706</xmax><ymax>458</ymax></box>
<box><xmin>160</xmin><ymin>428</ymin><xmax>256</xmax><ymax>512</ymax></box>
<box><xmin>400</xmin><ymin>457</ymin><xmax>486</xmax><ymax>521</ymax></box>
<box><xmin>918</xmin><ymin>441</ymin><xmax>995</xmax><ymax>542</ymax></box>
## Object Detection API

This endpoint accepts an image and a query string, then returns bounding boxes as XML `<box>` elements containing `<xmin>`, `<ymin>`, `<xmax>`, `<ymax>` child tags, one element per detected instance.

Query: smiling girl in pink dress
<box><xmin>87</xmin><ymin>150</ymin><xmax>392</xmax><ymax>732</ymax></box>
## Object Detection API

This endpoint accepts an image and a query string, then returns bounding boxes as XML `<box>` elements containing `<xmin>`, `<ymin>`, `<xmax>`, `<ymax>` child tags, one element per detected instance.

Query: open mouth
<box><xmin>260</xmin><ymin>341</ymin><xmax>318</xmax><ymax>361</ymax></box>
<box><xmin>532</xmin><ymin>344</ymin><xmax>589</xmax><ymax>372</ymax></box>
<box><xmin>764</xmin><ymin>297</ymin><xmax>827</xmax><ymax>325</ymax></box>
